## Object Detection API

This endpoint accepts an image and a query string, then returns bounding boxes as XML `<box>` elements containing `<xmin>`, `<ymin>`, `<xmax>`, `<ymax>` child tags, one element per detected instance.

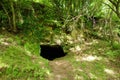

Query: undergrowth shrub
<box><xmin>106</xmin><ymin>42</ymin><xmax>120</xmax><ymax>59</ymax></box>
<box><xmin>0</xmin><ymin>10</ymin><xmax>8</xmax><ymax>29</ymax></box>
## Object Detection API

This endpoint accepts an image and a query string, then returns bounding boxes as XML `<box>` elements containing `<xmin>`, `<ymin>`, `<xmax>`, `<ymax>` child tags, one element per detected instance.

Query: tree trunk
<box><xmin>10</xmin><ymin>1</ymin><xmax>17</xmax><ymax>33</ymax></box>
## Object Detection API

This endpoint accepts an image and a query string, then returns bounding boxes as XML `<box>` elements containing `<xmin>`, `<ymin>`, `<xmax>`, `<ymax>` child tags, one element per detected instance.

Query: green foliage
<box><xmin>1</xmin><ymin>1</ymin><xmax>120</xmax><ymax>79</ymax></box>
<box><xmin>24</xmin><ymin>42</ymin><xmax>40</xmax><ymax>55</ymax></box>
<box><xmin>0</xmin><ymin>10</ymin><xmax>8</xmax><ymax>27</ymax></box>
<box><xmin>114</xmin><ymin>24</ymin><xmax>120</xmax><ymax>37</ymax></box>
<box><xmin>105</xmin><ymin>42</ymin><xmax>120</xmax><ymax>59</ymax></box>
<box><xmin>106</xmin><ymin>50</ymin><xmax>120</xmax><ymax>58</ymax></box>
<box><xmin>112</xmin><ymin>42</ymin><xmax>120</xmax><ymax>50</ymax></box>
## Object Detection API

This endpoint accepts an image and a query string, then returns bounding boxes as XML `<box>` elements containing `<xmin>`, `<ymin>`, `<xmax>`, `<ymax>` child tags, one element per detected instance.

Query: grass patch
<box><xmin>0</xmin><ymin>32</ymin><xmax>119</xmax><ymax>80</ymax></box>
<box><xmin>72</xmin><ymin>60</ymin><xmax>113</xmax><ymax>80</ymax></box>
<box><xmin>0</xmin><ymin>34</ymin><xmax>50</xmax><ymax>80</ymax></box>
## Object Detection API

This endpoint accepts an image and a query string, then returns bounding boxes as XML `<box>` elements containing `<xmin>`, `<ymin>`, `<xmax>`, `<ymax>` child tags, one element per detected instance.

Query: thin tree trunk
<box><xmin>10</xmin><ymin>1</ymin><xmax>17</xmax><ymax>32</ymax></box>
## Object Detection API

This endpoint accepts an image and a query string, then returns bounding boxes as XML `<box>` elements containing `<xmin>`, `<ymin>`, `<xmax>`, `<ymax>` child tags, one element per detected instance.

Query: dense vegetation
<box><xmin>0</xmin><ymin>0</ymin><xmax>120</xmax><ymax>80</ymax></box>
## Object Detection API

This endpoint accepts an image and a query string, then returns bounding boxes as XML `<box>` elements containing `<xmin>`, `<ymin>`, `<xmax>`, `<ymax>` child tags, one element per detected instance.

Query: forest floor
<box><xmin>47</xmin><ymin>60</ymin><xmax>74</xmax><ymax>80</ymax></box>
<box><xmin>0</xmin><ymin>31</ymin><xmax>120</xmax><ymax>80</ymax></box>
<box><xmin>46</xmin><ymin>40</ymin><xmax>120</xmax><ymax>80</ymax></box>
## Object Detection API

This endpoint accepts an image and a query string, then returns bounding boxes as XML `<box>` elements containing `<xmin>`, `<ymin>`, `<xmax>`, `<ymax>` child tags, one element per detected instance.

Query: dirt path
<box><xmin>47</xmin><ymin>59</ymin><xmax>75</xmax><ymax>80</ymax></box>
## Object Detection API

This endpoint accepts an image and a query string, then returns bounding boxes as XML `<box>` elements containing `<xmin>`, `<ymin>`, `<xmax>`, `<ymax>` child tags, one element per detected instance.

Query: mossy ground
<box><xmin>0</xmin><ymin>32</ymin><xmax>120</xmax><ymax>80</ymax></box>
<box><xmin>0</xmin><ymin>32</ymin><xmax>50</xmax><ymax>80</ymax></box>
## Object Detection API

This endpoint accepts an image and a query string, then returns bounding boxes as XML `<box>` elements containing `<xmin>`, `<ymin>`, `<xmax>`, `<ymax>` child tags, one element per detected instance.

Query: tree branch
<box><xmin>109</xmin><ymin>0</ymin><xmax>117</xmax><ymax>6</ymax></box>
<box><xmin>103</xmin><ymin>3</ymin><xmax>116</xmax><ymax>13</ymax></box>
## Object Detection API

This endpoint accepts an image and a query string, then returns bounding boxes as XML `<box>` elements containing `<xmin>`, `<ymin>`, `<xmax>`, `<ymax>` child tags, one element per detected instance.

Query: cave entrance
<box><xmin>40</xmin><ymin>45</ymin><xmax>67</xmax><ymax>60</ymax></box>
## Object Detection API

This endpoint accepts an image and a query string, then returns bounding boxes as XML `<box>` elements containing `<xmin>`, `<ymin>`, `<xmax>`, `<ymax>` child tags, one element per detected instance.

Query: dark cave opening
<box><xmin>40</xmin><ymin>45</ymin><xmax>67</xmax><ymax>60</ymax></box>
